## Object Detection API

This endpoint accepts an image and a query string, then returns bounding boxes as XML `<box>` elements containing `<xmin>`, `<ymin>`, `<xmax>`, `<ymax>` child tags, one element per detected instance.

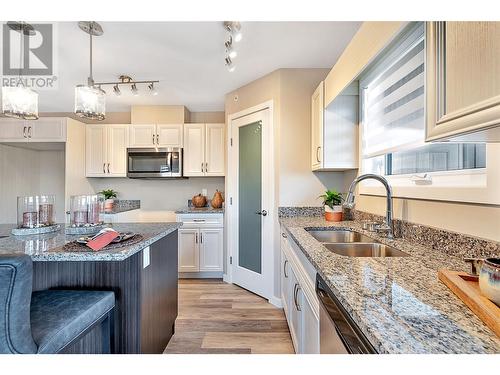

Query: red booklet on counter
<box><xmin>86</xmin><ymin>228</ymin><xmax>120</xmax><ymax>251</ymax></box>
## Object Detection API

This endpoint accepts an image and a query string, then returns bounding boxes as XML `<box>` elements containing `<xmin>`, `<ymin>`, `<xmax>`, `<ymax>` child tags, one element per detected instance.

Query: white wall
<box><xmin>0</xmin><ymin>144</ymin><xmax>65</xmax><ymax>224</ymax></box>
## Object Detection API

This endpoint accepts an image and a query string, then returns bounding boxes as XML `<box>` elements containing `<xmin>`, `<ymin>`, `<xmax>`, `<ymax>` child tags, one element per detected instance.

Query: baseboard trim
<box><xmin>179</xmin><ymin>271</ymin><xmax>224</xmax><ymax>279</ymax></box>
<box><xmin>268</xmin><ymin>296</ymin><xmax>283</xmax><ymax>308</ymax></box>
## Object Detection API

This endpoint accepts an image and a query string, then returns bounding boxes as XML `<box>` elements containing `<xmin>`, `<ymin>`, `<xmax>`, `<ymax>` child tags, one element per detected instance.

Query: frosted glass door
<box><xmin>238</xmin><ymin>121</ymin><xmax>262</xmax><ymax>274</ymax></box>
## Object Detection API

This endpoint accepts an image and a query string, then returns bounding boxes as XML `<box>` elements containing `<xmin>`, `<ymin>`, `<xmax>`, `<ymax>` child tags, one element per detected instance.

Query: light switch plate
<box><xmin>143</xmin><ymin>246</ymin><xmax>150</xmax><ymax>268</ymax></box>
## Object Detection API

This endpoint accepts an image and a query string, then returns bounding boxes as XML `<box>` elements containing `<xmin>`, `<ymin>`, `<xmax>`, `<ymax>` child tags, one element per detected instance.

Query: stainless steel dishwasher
<box><xmin>316</xmin><ymin>274</ymin><xmax>377</xmax><ymax>354</ymax></box>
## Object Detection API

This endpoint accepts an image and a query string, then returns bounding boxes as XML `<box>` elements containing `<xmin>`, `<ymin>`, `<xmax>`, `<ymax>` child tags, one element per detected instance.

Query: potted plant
<box><xmin>99</xmin><ymin>189</ymin><xmax>118</xmax><ymax>213</ymax></box>
<box><xmin>319</xmin><ymin>190</ymin><xmax>344</xmax><ymax>222</ymax></box>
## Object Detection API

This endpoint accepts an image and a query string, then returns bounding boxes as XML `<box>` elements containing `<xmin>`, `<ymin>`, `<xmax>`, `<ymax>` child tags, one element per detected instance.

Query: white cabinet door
<box><xmin>199</xmin><ymin>228</ymin><xmax>223</xmax><ymax>271</ymax></box>
<box><xmin>0</xmin><ymin>119</ymin><xmax>27</xmax><ymax>141</ymax></box>
<box><xmin>301</xmin><ymin>293</ymin><xmax>320</xmax><ymax>354</ymax></box>
<box><xmin>178</xmin><ymin>228</ymin><xmax>200</xmax><ymax>272</ymax></box>
<box><xmin>85</xmin><ymin>124</ymin><xmax>107</xmax><ymax>177</ymax></box>
<box><xmin>30</xmin><ymin>117</ymin><xmax>66</xmax><ymax>141</ymax></box>
<box><xmin>205</xmin><ymin>123</ymin><xmax>225</xmax><ymax>176</ymax></box>
<box><xmin>183</xmin><ymin>123</ymin><xmax>205</xmax><ymax>176</ymax></box>
<box><xmin>311</xmin><ymin>81</ymin><xmax>324</xmax><ymax>170</ymax></box>
<box><xmin>129</xmin><ymin>124</ymin><xmax>156</xmax><ymax>147</ymax></box>
<box><xmin>157</xmin><ymin>124</ymin><xmax>183</xmax><ymax>147</ymax></box>
<box><xmin>288</xmin><ymin>268</ymin><xmax>302</xmax><ymax>353</ymax></box>
<box><xmin>107</xmin><ymin>124</ymin><xmax>129</xmax><ymax>177</ymax></box>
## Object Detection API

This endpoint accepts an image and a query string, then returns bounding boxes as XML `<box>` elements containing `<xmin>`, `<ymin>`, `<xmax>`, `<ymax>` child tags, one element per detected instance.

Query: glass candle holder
<box><xmin>17</xmin><ymin>195</ymin><xmax>56</xmax><ymax>229</ymax></box>
<box><xmin>70</xmin><ymin>194</ymin><xmax>104</xmax><ymax>227</ymax></box>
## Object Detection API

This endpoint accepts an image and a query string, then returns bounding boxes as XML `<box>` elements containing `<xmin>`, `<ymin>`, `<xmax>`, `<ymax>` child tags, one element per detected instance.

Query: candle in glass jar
<box><xmin>38</xmin><ymin>203</ymin><xmax>54</xmax><ymax>226</ymax></box>
<box><xmin>73</xmin><ymin>211</ymin><xmax>88</xmax><ymax>226</ymax></box>
<box><xmin>22</xmin><ymin>212</ymin><xmax>38</xmax><ymax>228</ymax></box>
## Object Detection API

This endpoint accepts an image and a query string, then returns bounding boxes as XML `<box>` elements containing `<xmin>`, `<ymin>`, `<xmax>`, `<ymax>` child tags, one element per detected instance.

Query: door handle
<box><xmin>316</xmin><ymin>146</ymin><xmax>321</xmax><ymax>162</ymax></box>
<box><xmin>107</xmin><ymin>163</ymin><xmax>110</xmax><ymax>173</ymax></box>
<box><xmin>255</xmin><ymin>210</ymin><xmax>267</xmax><ymax>216</ymax></box>
<box><xmin>283</xmin><ymin>260</ymin><xmax>288</xmax><ymax>278</ymax></box>
<box><xmin>23</xmin><ymin>126</ymin><xmax>27</xmax><ymax>138</ymax></box>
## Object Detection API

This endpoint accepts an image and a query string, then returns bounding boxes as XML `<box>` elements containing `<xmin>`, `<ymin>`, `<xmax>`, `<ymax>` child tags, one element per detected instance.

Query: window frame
<box><xmin>357</xmin><ymin>23</ymin><xmax>499</xmax><ymax>205</ymax></box>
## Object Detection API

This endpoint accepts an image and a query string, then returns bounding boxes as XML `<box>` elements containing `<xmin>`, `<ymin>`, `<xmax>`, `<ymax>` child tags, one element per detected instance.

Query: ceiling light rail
<box><xmin>223</xmin><ymin>21</ymin><xmax>242</xmax><ymax>73</ymax></box>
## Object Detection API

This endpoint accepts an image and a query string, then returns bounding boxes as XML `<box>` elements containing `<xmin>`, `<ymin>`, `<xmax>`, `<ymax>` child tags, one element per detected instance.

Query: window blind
<box><xmin>361</xmin><ymin>23</ymin><xmax>425</xmax><ymax>158</ymax></box>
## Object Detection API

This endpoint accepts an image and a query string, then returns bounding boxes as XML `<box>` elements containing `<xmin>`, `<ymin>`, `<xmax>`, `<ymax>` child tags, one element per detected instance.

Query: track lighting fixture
<box><xmin>223</xmin><ymin>22</ymin><xmax>242</xmax><ymax>72</ymax></box>
<box><xmin>148</xmin><ymin>82</ymin><xmax>158</xmax><ymax>96</ymax></box>
<box><xmin>224</xmin><ymin>21</ymin><xmax>242</xmax><ymax>42</ymax></box>
<box><xmin>131</xmin><ymin>83</ymin><xmax>139</xmax><ymax>96</ymax></box>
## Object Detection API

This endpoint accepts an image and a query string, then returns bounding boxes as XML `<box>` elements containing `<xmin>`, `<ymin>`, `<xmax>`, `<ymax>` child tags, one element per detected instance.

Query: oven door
<box><xmin>127</xmin><ymin>148</ymin><xmax>172</xmax><ymax>178</ymax></box>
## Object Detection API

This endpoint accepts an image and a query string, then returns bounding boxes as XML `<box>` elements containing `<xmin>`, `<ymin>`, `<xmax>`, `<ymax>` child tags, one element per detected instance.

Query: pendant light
<box><xmin>74</xmin><ymin>21</ymin><xmax>106</xmax><ymax>121</ymax></box>
<box><xmin>1</xmin><ymin>22</ymin><xmax>39</xmax><ymax>120</ymax></box>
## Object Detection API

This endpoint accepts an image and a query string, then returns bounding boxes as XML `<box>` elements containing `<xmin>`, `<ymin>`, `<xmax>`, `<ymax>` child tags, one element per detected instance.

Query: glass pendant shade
<box><xmin>74</xmin><ymin>85</ymin><xmax>105</xmax><ymax>120</ymax></box>
<box><xmin>2</xmin><ymin>86</ymin><xmax>39</xmax><ymax>120</ymax></box>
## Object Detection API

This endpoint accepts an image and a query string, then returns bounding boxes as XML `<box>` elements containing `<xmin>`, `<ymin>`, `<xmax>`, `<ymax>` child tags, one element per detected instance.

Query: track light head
<box><xmin>113</xmin><ymin>84</ymin><xmax>121</xmax><ymax>96</ymax></box>
<box><xmin>148</xmin><ymin>82</ymin><xmax>158</xmax><ymax>96</ymax></box>
<box><xmin>131</xmin><ymin>83</ymin><xmax>139</xmax><ymax>96</ymax></box>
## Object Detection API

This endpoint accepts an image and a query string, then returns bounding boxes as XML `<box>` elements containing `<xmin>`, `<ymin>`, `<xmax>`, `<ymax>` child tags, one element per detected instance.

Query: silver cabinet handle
<box><xmin>152</xmin><ymin>134</ymin><xmax>155</xmax><ymax>144</ymax></box>
<box><xmin>255</xmin><ymin>210</ymin><xmax>267</xmax><ymax>216</ymax></box>
<box><xmin>193</xmin><ymin>219</ymin><xmax>205</xmax><ymax>222</ymax></box>
<box><xmin>156</xmin><ymin>134</ymin><xmax>159</xmax><ymax>144</ymax></box>
<box><xmin>200</xmin><ymin>232</ymin><xmax>203</xmax><ymax>244</ymax></box>
<box><xmin>201</xmin><ymin>162</ymin><xmax>204</xmax><ymax>173</ymax></box>
<box><xmin>28</xmin><ymin>126</ymin><xmax>32</xmax><ymax>138</ymax></box>
<box><xmin>103</xmin><ymin>163</ymin><xmax>106</xmax><ymax>173</ymax></box>
<box><xmin>195</xmin><ymin>232</ymin><xmax>198</xmax><ymax>243</ymax></box>
<box><xmin>283</xmin><ymin>260</ymin><xmax>288</xmax><ymax>278</ymax></box>
<box><xmin>281</xmin><ymin>232</ymin><xmax>287</xmax><ymax>238</ymax></box>
<box><xmin>23</xmin><ymin>126</ymin><xmax>27</xmax><ymax>138</ymax></box>
<box><xmin>205</xmin><ymin>162</ymin><xmax>208</xmax><ymax>173</ymax></box>
<box><xmin>293</xmin><ymin>283</ymin><xmax>301</xmax><ymax>311</ymax></box>
<box><xmin>316</xmin><ymin>146</ymin><xmax>321</xmax><ymax>162</ymax></box>
<box><xmin>107</xmin><ymin>163</ymin><xmax>110</xmax><ymax>173</ymax></box>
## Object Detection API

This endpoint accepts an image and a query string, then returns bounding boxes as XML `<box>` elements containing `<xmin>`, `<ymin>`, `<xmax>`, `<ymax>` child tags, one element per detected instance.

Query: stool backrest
<box><xmin>0</xmin><ymin>254</ymin><xmax>37</xmax><ymax>353</ymax></box>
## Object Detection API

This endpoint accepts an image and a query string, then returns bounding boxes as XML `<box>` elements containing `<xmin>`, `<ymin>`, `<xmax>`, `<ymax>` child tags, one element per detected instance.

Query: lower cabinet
<box><xmin>281</xmin><ymin>230</ymin><xmax>320</xmax><ymax>354</ymax></box>
<box><xmin>177</xmin><ymin>213</ymin><xmax>224</xmax><ymax>275</ymax></box>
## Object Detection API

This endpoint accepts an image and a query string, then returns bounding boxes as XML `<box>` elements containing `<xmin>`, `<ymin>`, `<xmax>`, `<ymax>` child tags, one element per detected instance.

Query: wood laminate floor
<box><xmin>164</xmin><ymin>279</ymin><xmax>294</xmax><ymax>354</ymax></box>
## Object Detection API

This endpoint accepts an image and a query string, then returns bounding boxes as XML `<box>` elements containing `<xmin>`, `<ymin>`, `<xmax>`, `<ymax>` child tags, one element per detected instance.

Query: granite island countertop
<box><xmin>279</xmin><ymin>215</ymin><xmax>500</xmax><ymax>354</ymax></box>
<box><xmin>0</xmin><ymin>223</ymin><xmax>181</xmax><ymax>262</ymax></box>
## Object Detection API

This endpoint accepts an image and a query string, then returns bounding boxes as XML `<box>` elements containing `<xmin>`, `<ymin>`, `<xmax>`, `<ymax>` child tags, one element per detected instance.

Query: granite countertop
<box><xmin>279</xmin><ymin>216</ymin><xmax>500</xmax><ymax>354</ymax></box>
<box><xmin>175</xmin><ymin>207</ymin><xmax>224</xmax><ymax>214</ymax></box>
<box><xmin>0</xmin><ymin>223</ymin><xmax>181</xmax><ymax>262</ymax></box>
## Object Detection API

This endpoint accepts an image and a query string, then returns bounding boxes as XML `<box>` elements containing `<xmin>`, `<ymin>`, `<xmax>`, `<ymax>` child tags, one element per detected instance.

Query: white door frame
<box><xmin>224</xmin><ymin>100</ymin><xmax>277</xmax><ymax>305</ymax></box>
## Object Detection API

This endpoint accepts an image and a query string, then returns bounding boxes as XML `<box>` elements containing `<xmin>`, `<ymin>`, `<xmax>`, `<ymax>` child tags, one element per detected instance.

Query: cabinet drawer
<box><xmin>176</xmin><ymin>213</ymin><xmax>223</xmax><ymax>227</ymax></box>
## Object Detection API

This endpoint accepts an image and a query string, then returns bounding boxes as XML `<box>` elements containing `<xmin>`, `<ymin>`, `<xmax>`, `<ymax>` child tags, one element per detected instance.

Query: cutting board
<box><xmin>438</xmin><ymin>269</ymin><xmax>500</xmax><ymax>337</ymax></box>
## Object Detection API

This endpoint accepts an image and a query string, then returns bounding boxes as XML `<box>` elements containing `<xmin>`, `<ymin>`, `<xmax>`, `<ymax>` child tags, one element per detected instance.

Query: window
<box><xmin>360</xmin><ymin>22</ymin><xmax>486</xmax><ymax>177</ymax></box>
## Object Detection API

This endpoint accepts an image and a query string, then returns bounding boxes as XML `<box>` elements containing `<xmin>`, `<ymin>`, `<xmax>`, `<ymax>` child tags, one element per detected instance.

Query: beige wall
<box><xmin>0</xmin><ymin>144</ymin><xmax>65</xmax><ymax>224</ymax></box>
<box><xmin>189</xmin><ymin>112</ymin><xmax>225</xmax><ymax>123</ymax></box>
<box><xmin>131</xmin><ymin>105</ymin><xmax>188</xmax><ymax>124</ymax></box>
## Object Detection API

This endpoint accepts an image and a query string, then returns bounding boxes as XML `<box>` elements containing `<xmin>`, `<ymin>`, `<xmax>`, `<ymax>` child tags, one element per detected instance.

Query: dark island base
<box><xmin>32</xmin><ymin>231</ymin><xmax>178</xmax><ymax>354</ymax></box>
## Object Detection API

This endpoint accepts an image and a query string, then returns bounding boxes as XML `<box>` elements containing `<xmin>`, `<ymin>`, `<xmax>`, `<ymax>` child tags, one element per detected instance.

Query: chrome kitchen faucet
<box><xmin>344</xmin><ymin>174</ymin><xmax>395</xmax><ymax>239</ymax></box>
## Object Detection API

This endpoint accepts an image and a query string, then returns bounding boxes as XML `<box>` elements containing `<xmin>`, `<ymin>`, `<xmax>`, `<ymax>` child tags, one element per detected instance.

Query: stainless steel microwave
<box><xmin>127</xmin><ymin>147</ymin><xmax>183</xmax><ymax>178</ymax></box>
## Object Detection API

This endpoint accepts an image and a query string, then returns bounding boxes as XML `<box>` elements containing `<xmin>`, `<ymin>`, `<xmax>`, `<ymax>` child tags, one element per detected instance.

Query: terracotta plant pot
<box><xmin>211</xmin><ymin>190</ymin><xmax>224</xmax><ymax>209</ymax></box>
<box><xmin>325</xmin><ymin>211</ymin><xmax>342</xmax><ymax>222</ymax></box>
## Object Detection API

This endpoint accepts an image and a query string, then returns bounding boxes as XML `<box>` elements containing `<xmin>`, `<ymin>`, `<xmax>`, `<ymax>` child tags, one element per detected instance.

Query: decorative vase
<box><xmin>479</xmin><ymin>258</ymin><xmax>500</xmax><ymax>306</ymax></box>
<box><xmin>211</xmin><ymin>190</ymin><xmax>224</xmax><ymax>209</ymax></box>
<box><xmin>192</xmin><ymin>194</ymin><xmax>207</xmax><ymax>208</ymax></box>
<box><xmin>324</xmin><ymin>205</ymin><xmax>343</xmax><ymax>222</ymax></box>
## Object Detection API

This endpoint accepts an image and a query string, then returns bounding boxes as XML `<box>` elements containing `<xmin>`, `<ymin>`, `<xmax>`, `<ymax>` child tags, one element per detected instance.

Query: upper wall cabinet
<box><xmin>426</xmin><ymin>22</ymin><xmax>500</xmax><ymax>142</ymax></box>
<box><xmin>311</xmin><ymin>81</ymin><xmax>358</xmax><ymax>171</ymax></box>
<box><xmin>86</xmin><ymin>124</ymin><xmax>129</xmax><ymax>177</ymax></box>
<box><xmin>0</xmin><ymin>117</ymin><xmax>67</xmax><ymax>142</ymax></box>
<box><xmin>184</xmin><ymin>123</ymin><xmax>225</xmax><ymax>177</ymax></box>
<box><xmin>129</xmin><ymin>123</ymin><xmax>183</xmax><ymax>148</ymax></box>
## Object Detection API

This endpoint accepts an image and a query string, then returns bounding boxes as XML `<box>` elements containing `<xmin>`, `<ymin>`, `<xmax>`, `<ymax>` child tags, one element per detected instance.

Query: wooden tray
<box><xmin>438</xmin><ymin>269</ymin><xmax>500</xmax><ymax>337</ymax></box>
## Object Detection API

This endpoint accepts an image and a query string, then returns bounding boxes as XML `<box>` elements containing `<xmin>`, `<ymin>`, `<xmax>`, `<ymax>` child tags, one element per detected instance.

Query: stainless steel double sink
<box><xmin>307</xmin><ymin>229</ymin><xmax>409</xmax><ymax>258</ymax></box>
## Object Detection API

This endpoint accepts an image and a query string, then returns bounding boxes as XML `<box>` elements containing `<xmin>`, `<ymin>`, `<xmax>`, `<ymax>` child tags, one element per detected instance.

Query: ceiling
<box><xmin>10</xmin><ymin>22</ymin><xmax>361</xmax><ymax>113</ymax></box>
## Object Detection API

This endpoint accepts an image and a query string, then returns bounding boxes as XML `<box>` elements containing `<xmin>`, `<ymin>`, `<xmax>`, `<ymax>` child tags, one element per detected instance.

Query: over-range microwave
<box><xmin>127</xmin><ymin>147</ymin><xmax>183</xmax><ymax>178</ymax></box>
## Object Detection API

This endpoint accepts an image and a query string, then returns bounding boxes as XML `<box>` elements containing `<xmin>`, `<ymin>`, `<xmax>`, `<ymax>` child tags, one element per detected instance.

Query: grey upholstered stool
<box><xmin>0</xmin><ymin>254</ymin><xmax>115</xmax><ymax>354</ymax></box>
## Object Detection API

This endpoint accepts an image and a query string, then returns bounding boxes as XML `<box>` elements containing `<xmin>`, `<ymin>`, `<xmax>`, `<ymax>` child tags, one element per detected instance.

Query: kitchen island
<box><xmin>0</xmin><ymin>223</ymin><xmax>181</xmax><ymax>354</ymax></box>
